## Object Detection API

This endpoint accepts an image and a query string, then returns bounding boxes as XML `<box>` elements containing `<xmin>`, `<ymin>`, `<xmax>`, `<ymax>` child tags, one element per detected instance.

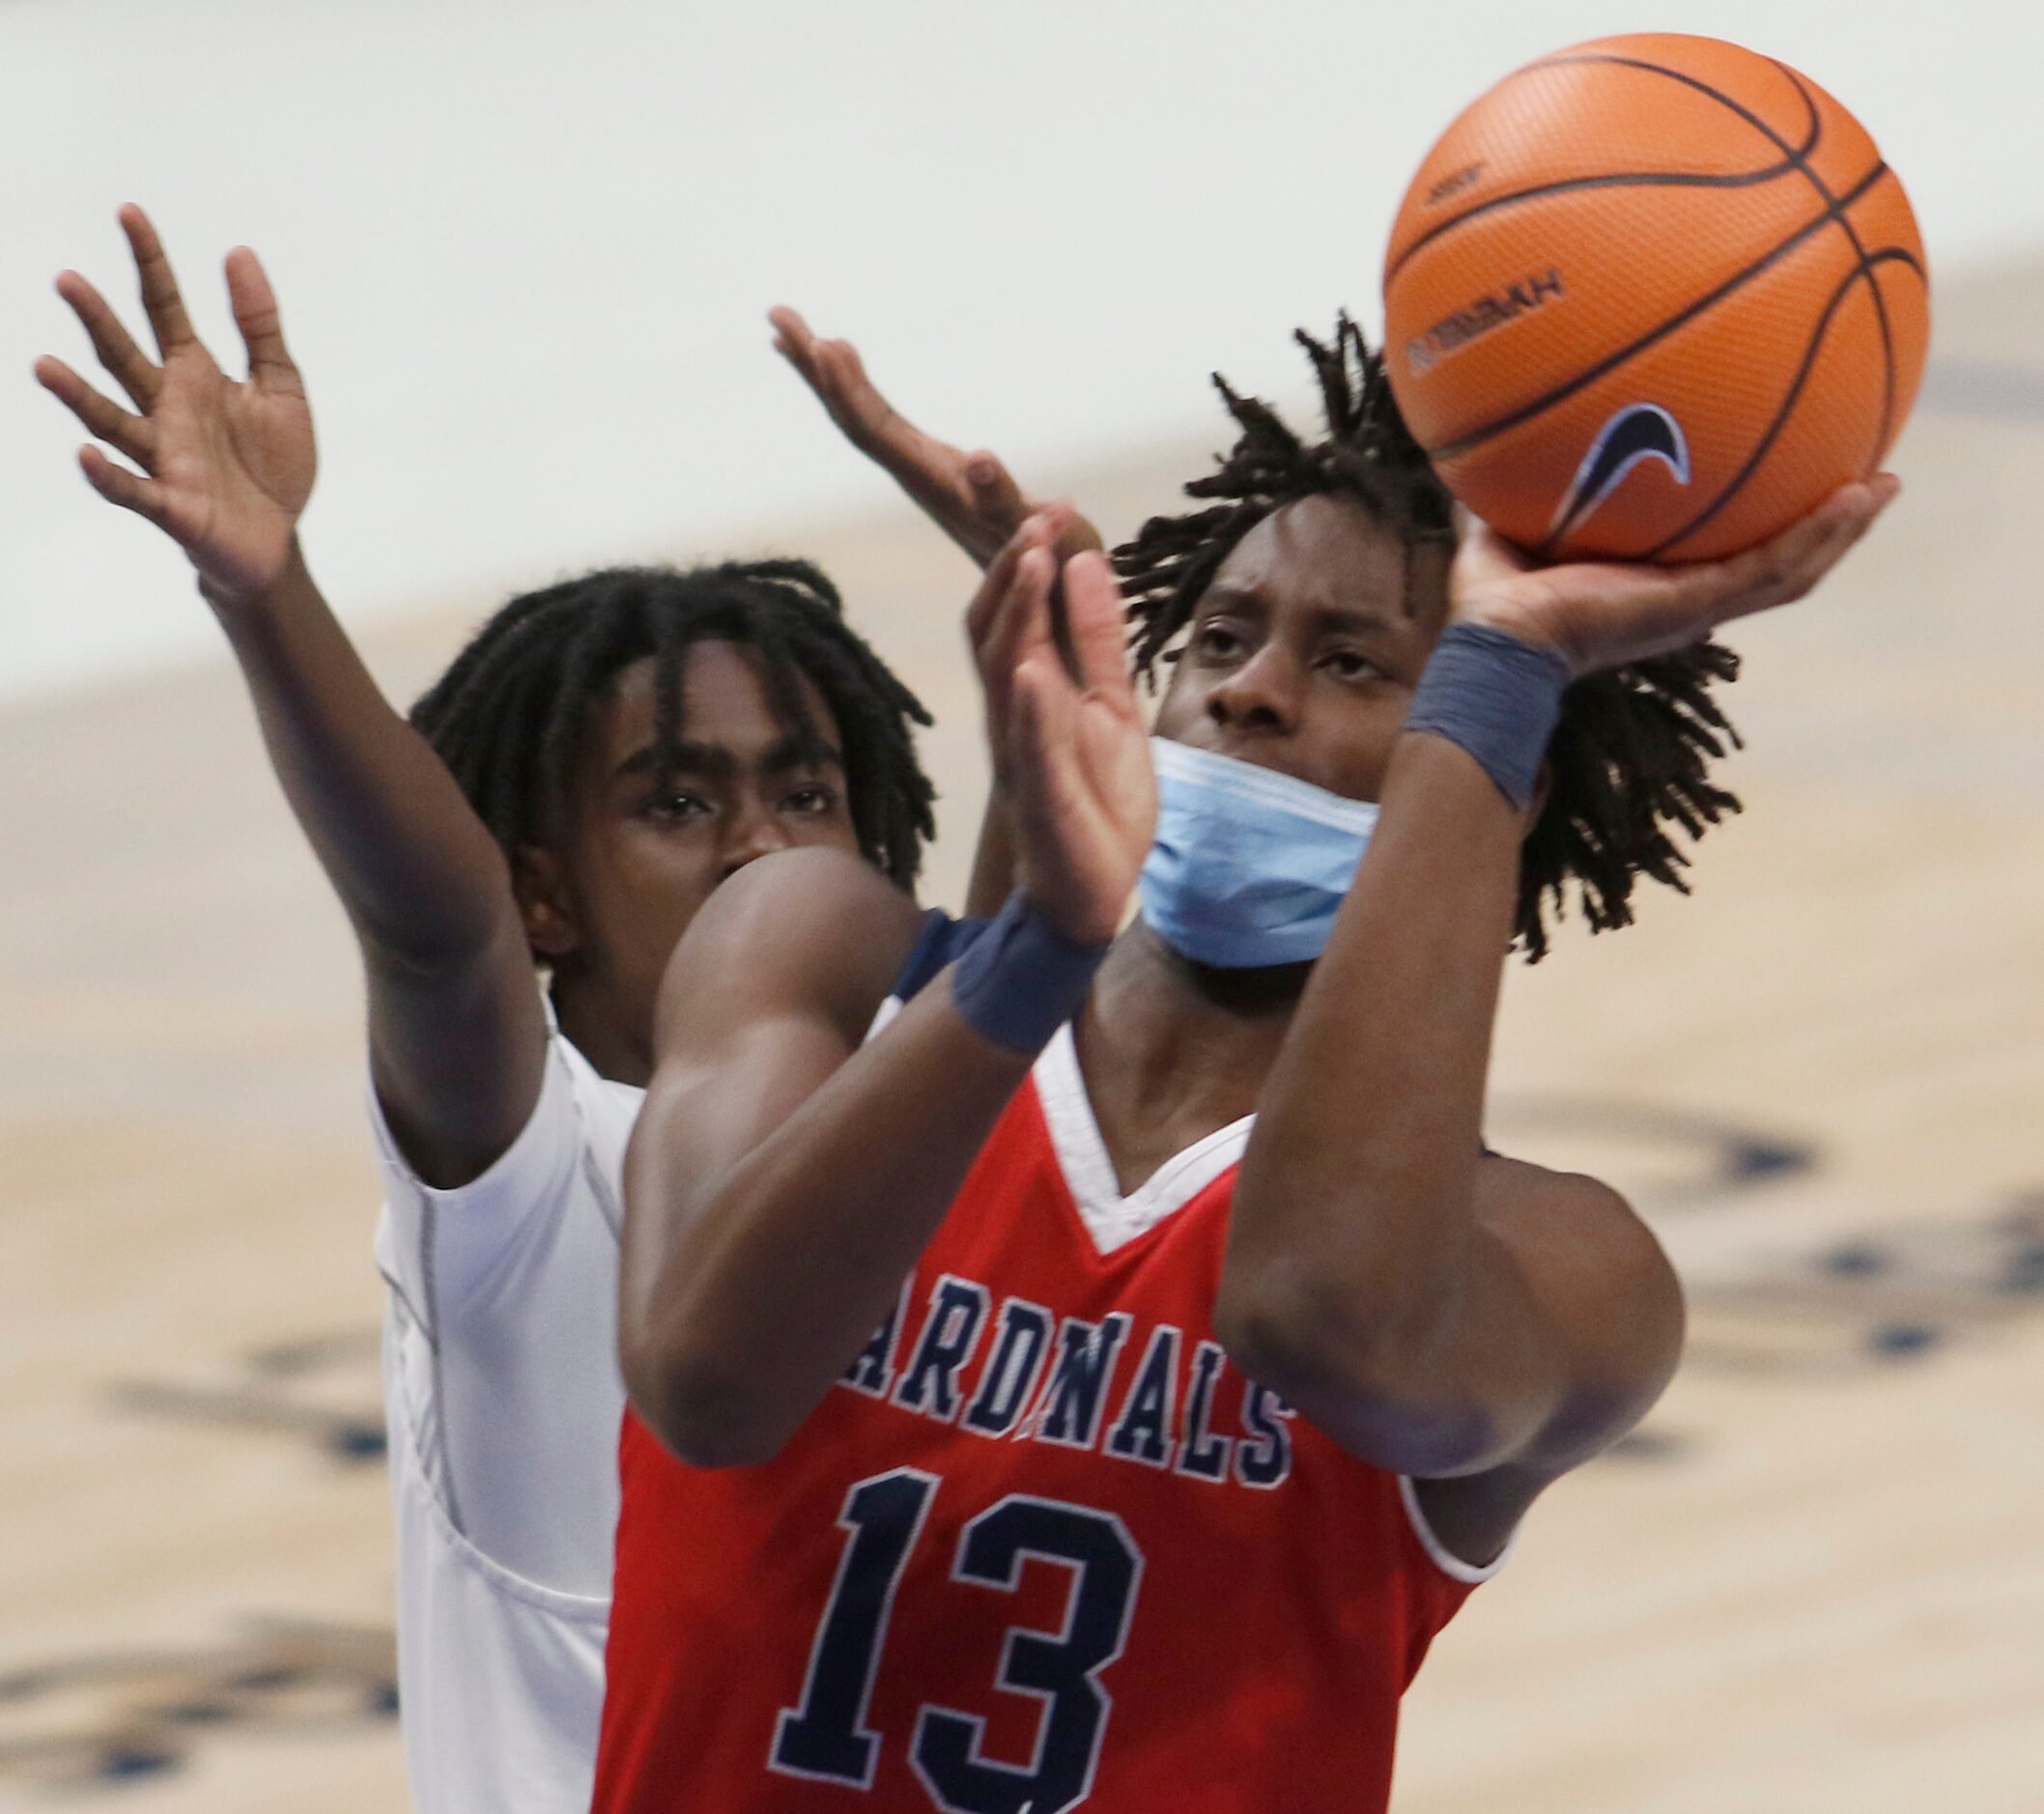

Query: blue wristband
<box><xmin>1405</xmin><ymin>622</ymin><xmax>1573</xmax><ymax>810</ymax></box>
<box><xmin>950</xmin><ymin>891</ymin><xmax>1108</xmax><ymax>1055</ymax></box>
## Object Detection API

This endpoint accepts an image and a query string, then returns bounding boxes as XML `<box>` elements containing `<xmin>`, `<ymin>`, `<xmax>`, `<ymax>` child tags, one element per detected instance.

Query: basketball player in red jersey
<box><xmin>596</xmin><ymin>322</ymin><xmax>1894</xmax><ymax>1811</ymax></box>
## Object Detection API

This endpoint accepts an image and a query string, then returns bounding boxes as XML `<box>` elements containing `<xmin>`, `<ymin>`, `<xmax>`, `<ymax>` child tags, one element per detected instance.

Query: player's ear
<box><xmin>512</xmin><ymin>845</ymin><xmax>583</xmax><ymax>960</ymax></box>
<box><xmin>1521</xmin><ymin>762</ymin><xmax>1554</xmax><ymax>835</ymax></box>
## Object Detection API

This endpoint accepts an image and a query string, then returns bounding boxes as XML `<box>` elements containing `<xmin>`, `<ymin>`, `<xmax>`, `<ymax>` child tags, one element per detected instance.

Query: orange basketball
<box><xmin>1381</xmin><ymin>33</ymin><xmax>1928</xmax><ymax>563</ymax></box>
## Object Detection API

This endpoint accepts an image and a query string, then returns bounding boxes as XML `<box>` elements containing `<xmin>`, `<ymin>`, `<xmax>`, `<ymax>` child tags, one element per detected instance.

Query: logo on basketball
<box><xmin>1547</xmin><ymin>403</ymin><xmax>1690</xmax><ymax>547</ymax></box>
<box><xmin>1424</xmin><ymin>161</ymin><xmax>1487</xmax><ymax>207</ymax></box>
<box><xmin>1381</xmin><ymin>33</ymin><xmax>1928</xmax><ymax>560</ymax></box>
<box><xmin>1405</xmin><ymin>268</ymin><xmax>1565</xmax><ymax>373</ymax></box>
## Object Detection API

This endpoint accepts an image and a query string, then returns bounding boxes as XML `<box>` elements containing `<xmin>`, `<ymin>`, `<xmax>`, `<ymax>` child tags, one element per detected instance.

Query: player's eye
<box><xmin>645</xmin><ymin>790</ymin><xmax>711</xmax><ymax>824</ymax></box>
<box><xmin>783</xmin><ymin>783</ymin><xmax>838</xmax><ymax>815</ymax></box>
<box><xmin>1320</xmin><ymin>647</ymin><xmax>1382</xmax><ymax>683</ymax></box>
<box><xmin>1191</xmin><ymin>620</ymin><xmax>1247</xmax><ymax>662</ymax></box>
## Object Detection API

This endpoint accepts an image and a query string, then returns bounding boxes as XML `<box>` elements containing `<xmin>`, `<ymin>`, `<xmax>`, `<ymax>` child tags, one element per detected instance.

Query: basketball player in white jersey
<box><xmin>35</xmin><ymin>209</ymin><xmax>1032</xmax><ymax>1812</ymax></box>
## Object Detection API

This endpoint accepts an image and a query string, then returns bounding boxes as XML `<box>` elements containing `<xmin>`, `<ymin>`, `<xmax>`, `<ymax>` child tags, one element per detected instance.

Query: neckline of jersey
<box><xmin>1032</xmin><ymin>1024</ymin><xmax>1255</xmax><ymax>1258</ymax></box>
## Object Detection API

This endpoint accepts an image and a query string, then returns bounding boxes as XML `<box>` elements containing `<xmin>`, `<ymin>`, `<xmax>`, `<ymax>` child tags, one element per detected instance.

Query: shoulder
<box><xmin>654</xmin><ymin>848</ymin><xmax>928</xmax><ymax>1051</ymax></box>
<box><xmin>1476</xmin><ymin>1153</ymin><xmax>1685</xmax><ymax>1459</ymax></box>
<box><xmin>374</xmin><ymin>1031</ymin><xmax>616</xmax><ymax>1329</ymax></box>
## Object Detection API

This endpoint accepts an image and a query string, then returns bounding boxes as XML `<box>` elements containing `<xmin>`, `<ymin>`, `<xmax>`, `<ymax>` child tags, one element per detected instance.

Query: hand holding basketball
<box><xmin>999</xmin><ymin>544</ymin><xmax>1156</xmax><ymax>947</ymax></box>
<box><xmin>1450</xmin><ymin>474</ymin><xmax>1896</xmax><ymax>675</ymax></box>
<box><xmin>36</xmin><ymin>206</ymin><xmax>314</xmax><ymax>610</ymax></box>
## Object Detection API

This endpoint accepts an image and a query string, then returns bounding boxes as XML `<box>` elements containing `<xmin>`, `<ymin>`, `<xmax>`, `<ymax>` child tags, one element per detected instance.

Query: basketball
<box><xmin>1381</xmin><ymin>33</ymin><xmax>1929</xmax><ymax>563</ymax></box>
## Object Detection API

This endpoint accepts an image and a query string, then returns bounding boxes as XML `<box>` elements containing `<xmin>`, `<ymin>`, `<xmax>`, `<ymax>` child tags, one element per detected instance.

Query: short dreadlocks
<box><xmin>411</xmin><ymin>559</ymin><xmax>935</xmax><ymax>893</ymax></box>
<box><xmin>1114</xmin><ymin>316</ymin><xmax>1743</xmax><ymax>961</ymax></box>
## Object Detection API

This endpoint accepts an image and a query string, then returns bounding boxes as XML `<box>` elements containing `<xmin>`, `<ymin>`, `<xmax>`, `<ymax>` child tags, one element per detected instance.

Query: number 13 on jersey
<box><xmin>771</xmin><ymin>1468</ymin><xmax>1145</xmax><ymax>1813</ymax></box>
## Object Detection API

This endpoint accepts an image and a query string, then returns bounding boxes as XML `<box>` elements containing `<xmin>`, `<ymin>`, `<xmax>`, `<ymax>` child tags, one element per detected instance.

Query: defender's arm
<box><xmin>770</xmin><ymin>308</ymin><xmax>1100</xmax><ymax>918</ymax></box>
<box><xmin>38</xmin><ymin>208</ymin><xmax>543</xmax><ymax>1186</ymax></box>
<box><xmin>217</xmin><ymin>552</ymin><xmax>545</xmax><ymax>1188</ymax></box>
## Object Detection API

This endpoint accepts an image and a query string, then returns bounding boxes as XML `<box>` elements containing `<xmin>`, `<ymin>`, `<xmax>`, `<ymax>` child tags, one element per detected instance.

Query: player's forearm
<box><xmin>623</xmin><ymin>980</ymin><xmax>1034</xmax><ymax>1467</ymax></box>
<box><xmin>213</xmin><ymin>541</ymin><xmax>518</xmax><ymax>971</ymax></box>
<box><xmin>1220</xmin><ymin>732</ymin><xmax>1520</xmax><ymax>1406</ymax></box>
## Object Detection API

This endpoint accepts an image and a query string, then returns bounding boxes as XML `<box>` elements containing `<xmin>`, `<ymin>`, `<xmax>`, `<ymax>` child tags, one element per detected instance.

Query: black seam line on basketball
<box><xmin>1641</xmin><ymin>248</ymin><xmax>1923</xmax><ymax>561</ymax></box>
<box><xmin>1861</xmin><ymin>243</ymin><xmax>1930</xmax><ymax>468</ymax></box>
<box><xmin>1389</xmin><ymin>52</ymin><xmax>1839</xmax><ymax>283</ymax></box>
<box><xmin>1431</xmin><ymin>158</ymin><xmax>1889</xmax><ymax>463</ymax></box>
<box><xmin>1535</xmin><ymin>53</ymin><xmax>1835</xmax><ymax>203</ymax></box>
<box><xmin>1564</xmin><ymin>37</ymin><xmax>1901</xmax><ymax>454</ymax></box>
<box><xmin>1777</xmin><ymin>64</ymin><xmax>1897</xmax><ymax>464</ymax></box>
<box><xmin>1841</xmin><ymin>206</ymin><xmax>1897</xmax><ymax>472</ymax></box>
<box><xmin>1386</xmin><ymin>162</ymin><xmax>1809</xmax><ymax>289</ymax></box>
<box><xmin>1390</xmin><ymin>60</ymin><xmax>1824</xmax><ymax>287</ymax></box>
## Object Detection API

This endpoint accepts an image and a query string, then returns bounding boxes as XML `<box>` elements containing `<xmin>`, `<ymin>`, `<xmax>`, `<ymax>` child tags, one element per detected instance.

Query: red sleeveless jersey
<box><xmin>595</xmin><ymin>1033</ymin><xmax>1491</xmax><ymax>1813</ymax></box>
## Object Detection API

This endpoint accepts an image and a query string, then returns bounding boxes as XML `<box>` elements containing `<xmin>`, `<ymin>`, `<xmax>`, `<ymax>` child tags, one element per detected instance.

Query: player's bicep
<box><xmin>627</xmin><ymin>1002</ymin><xmax>866</xmax><ymax>1227</ymax></box>
<box><xmin>365</xmin><ymin>910</ymin><xmax>552</xmax><ymax>1190</ymax></box>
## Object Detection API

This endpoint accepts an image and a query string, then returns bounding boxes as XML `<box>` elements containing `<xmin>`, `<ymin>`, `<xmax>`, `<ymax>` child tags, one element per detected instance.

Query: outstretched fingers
<box><xmin>1002</xmin><ymin>537</ymin><xmax>1155</xmax><ymax>947</ymax></box>
<box><xmin>1681</xmin><ymin>477</ymin><xmax>1893</xmax><ymax>632</ymax></box>
<box><xmin>35</xmin><ymin>355</ymin><xmax>156</xmax><ymax>466</ymax></box>
<box><xmin>1008</xmin><ymin>647</ymin><xmax>1150</xmax><ymax>949</ymax></box>
<box><xmin>967</xmin><ymin>514</ymin><xmax>1058</xmax><ymax>665</ymax></box>
<box><xmin>1527</xmin><ymin>476</ymin><xmax>1896</xmax><ymax>669</ymax></box>
<box><xmin>1007</xmin><ymin>542</ymin><xmax>1066</xmax><ymax>675</ymax></box>
<box><xmin>76</xmin><ymin>443</ymin><xmax>173</xmax><ymax>529</ymax></box>
<box><xmin>54</xmin><ymin>269</ymin><xmax>159</xmax><ymax>409</ymax></box>
<box><xmin>769</xmin><ymin>306</ymin><xmax>888</xmax><ymax>439</ymax></box>
<box><xmin>120</xmin><ymin>204</ymin><xmax>198</xmax><ymax>358</ymax></box>
<box><xmin>1007</xmin><ymin>655</ymin><xmax>1085</xmax><ymax>844</ymax></box>
<box><xmin>773</xmin><ymin>307</ymin><xmax>977</xmax><ymax>507</ymax></box>
<box><xmin>816</xmin><ymin>336</ymin><xmax>877</xmax><ymax>413</ymax></box>
<box><xmin>768</xmin><ymin>305</ymin><xmax>823</xmax><ymax>383</ymax></box>
<box><xmin>1060</xmin><ymin>552</ymin><xmax>1135</xmax><ymax>704</ymax></box>
<box><xmin>224</xmin><ymin>246</ymin><xmax>300</xmax><ymax>395</ymax></box>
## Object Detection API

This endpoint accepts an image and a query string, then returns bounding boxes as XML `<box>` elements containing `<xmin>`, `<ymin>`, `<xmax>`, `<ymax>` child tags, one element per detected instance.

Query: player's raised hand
<box><xmin>770</xmin><ymin>305</ymin><xmax>1103</xmax><ymax>571</ymax></box>
<box><xmin>1449</xmin><ymin>475</ymin><xmax>1898</xmax><ymax>675</ymax></box>
<box><xmin>1000</xmin><ymin>545</ymin><xmax>1155</xmax><ymax>948</ymax></box>
<box><xmin>36</xmin><ymin>206</ymin><xmax>315</xmax><ymax>609</ymax></box>
<box><xmin>962</xmin><ymin>508</ymin><xmax>1077</xmax><ymax>785</ymax></box>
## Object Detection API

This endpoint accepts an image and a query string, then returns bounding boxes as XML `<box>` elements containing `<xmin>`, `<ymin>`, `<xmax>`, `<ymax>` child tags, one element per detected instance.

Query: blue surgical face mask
<box><xmin>1137</xmin><ymin>738</ymin><xmax>1379</xmax><ymax>969</ymax></box>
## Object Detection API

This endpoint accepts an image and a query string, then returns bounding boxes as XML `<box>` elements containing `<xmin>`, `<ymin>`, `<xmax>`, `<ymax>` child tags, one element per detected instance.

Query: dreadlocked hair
<box><xmin>1114</xmin><ymin>315</ymin><xmax>1744</xmax><ymax>961</ymax></box>
<box><xmin>411</xmin><ymin>559</ymin><xmax>935</xmax><ymax>891</ymax></box>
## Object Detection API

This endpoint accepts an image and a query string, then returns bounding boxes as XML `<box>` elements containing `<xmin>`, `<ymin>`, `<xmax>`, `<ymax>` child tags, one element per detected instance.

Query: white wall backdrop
<box><xmin>4</xmin><ymin>0</ymin><xmax>2034</xmax><ymax>699</ymax></box>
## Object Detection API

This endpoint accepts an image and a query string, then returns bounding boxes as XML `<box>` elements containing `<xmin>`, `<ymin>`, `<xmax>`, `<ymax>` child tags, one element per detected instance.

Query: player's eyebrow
<box><xmin>1203</xmin><ymin>581</ymin><xmax>1400</xmax><ymax>633</ymax></box>
<box><xmin>1308</xmin><ymin>602</ymin><xmax>1401</xmax><ymax>638</ymax></box>
<box><xmin>758</xmin><ymin>731</ymin><xmax>846</xmax><ymax>777</ymax></box>
<box><xmin>1197</xmin><ymin>581</ymin><xmax>1269</xmax><ymax>613</ymax></box>
<box><xmin>614</xmin><ymin>741</ymin><xmax>729</xmax><ymax>781</ymax></box>
<box><xmin>613</xmin><ymin>732</ymin><xmax>845</xmax><ymax>781</ymax></box>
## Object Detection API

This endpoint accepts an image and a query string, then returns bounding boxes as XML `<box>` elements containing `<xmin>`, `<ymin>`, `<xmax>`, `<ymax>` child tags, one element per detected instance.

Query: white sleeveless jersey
<box><xmin>371</xmin><ymin>1024</ymin><xmax>643</xmax><ymax>1813</ymax></box>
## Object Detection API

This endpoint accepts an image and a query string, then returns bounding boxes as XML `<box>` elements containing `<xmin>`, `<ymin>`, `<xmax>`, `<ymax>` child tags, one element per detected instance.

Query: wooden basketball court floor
<box><xmin>4</xmin><ymin>258</ymin><xmax>2041</xmax><ymax>1811</ymax></box>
